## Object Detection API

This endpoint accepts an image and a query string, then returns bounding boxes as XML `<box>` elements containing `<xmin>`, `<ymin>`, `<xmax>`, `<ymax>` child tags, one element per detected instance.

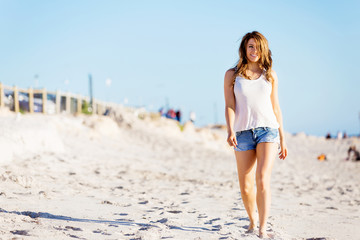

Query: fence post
<box><xmin>56</xmin><ymin>90</ymin><xmax>61</xmax><ymax>114</ymax></box>
<box><xmin>66</xmin><ymin>92</ymin><xmax>71</xmax><ymax>114</ymax></box>
<box><xmin>77</xmin><ymin>95</ymin><xmax>82</xmax><ymax>114</ymax></box>
<box><xmin>13</xmin><ymin>86</ymin><xmax>19</xmax><ymax>113</ymax></box>
<box><xmin>42</xmin><ymin>88</ymin><xmax>47</xmax><ymax>114</ymax></box>
<box><xmin>0</xmin><ymin>82</ymin><xmax>4</xmax><ymax>108</ymax></box>
<box><xmin>28</xmin><ymin>88</ymin><xmax>34</xmax><ymax>113</ymax></box>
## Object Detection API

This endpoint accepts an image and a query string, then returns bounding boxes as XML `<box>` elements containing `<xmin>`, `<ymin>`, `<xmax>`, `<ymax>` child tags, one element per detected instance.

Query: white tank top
<box><xmin>233</xmin><ymin>73</ymin><xmax>279</xmax><ymax>132</ymax></box>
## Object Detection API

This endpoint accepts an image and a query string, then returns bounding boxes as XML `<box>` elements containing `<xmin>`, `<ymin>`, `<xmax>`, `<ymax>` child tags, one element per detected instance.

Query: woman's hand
<box><xmin>279</xmin><ymin>140</ymin><xmax>288</xmax><ymax>160</ymax></box>
<box><xmin>227</xmin><ymin>131</ymin><xmax>238</xmax><ymax>147</ymax></box>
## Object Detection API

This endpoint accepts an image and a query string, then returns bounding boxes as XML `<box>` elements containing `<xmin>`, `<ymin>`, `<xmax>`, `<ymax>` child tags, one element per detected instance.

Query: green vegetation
<box><xmin>81</xmin><ymin>101</ymin><xmax>92</xmax><ymax>115</ymax></box>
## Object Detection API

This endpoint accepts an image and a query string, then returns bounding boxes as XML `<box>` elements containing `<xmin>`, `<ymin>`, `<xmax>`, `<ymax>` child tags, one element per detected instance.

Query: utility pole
<box><xmin>89</xmin><ymin>74</ymin><xmax>93</xmax><ymax>113</ymax></box>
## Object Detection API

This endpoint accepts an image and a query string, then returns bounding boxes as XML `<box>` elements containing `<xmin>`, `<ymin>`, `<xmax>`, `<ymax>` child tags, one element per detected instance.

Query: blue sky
<box><xmin>0</xmin><ymin>0</ymin><xmax>359</xmax><ymax>136</ymax></box>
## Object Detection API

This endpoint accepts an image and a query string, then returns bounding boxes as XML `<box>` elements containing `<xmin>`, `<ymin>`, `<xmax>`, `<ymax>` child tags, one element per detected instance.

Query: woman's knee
<box><xmin>256</xmin><ymin>173</ymin><xmax>270</xmax><ymax>191</ymax></box>
<box><xmin>240</xmin><ymin>183</ymin><xmax>255</xmax><ymax>196</ymax></box>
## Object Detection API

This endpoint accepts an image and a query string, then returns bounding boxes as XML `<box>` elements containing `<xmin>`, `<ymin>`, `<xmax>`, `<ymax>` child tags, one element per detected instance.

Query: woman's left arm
<box><xmin>270</xmin><ymin>70</ymin><xmax>288</xmax><ymax>160</ymax></box>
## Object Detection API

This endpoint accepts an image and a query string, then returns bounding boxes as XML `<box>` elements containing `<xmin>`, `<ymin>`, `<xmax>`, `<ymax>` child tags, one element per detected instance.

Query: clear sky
<box><xmin>0</xmin><ymin>0</ymin><xmax>359</xmax><ymax>136</ymax></box>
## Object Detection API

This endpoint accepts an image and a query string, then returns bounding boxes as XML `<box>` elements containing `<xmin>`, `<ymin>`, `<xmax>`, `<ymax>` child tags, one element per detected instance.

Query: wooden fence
<box><xmin>0</xmin><ymin>82</ymin><xmax>110</xmax><ymax>115</ymax></box>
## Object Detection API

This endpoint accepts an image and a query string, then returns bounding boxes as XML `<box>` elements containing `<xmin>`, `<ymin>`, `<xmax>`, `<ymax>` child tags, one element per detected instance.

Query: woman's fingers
<box><xmin>232</xmin><ymin>136</ymin><xmax>238</xmax><ymax>146</ymax></box>
<box><xmin>279</xmin><ymin>148</ymin><xmax>287</xmax><ymax>160</ymax></box>
<box><xmin>227</xmin><ymin>136</ymin><xmax>237</xmax><ymax>147</ymax></box>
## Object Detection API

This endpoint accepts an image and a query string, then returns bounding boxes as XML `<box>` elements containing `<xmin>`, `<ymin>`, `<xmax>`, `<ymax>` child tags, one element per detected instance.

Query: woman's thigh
<box><xmin>235</xmin><ymin>150</ymin><xmax>257</xmax><ymax>185</ymax></box>
<box><xmin>255</xmin><ymin>142</ymin><xmax>277</xmax><ymax>178</ymax></box>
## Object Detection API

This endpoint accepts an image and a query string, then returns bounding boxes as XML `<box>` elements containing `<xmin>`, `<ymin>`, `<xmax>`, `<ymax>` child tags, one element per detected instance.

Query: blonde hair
<box><xmin>233</xmin><ymin>31</ymin><xmax>273</xmax><ymax>83</ymax></box>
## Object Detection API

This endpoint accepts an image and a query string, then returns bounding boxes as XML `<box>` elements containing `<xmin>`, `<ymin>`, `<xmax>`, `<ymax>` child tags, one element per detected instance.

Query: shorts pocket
<box><xmin>236</xmin><ymin>131</ymin><xmax>242</xmax><ymax>137</ymax></box>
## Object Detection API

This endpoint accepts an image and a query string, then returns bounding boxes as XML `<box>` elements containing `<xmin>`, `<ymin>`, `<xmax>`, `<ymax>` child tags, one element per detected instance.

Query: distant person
<box><xmin>325</xmin><ymin>132</ymin><xmax>332</xmax><ymax>139</ymax></box>
<box><xmin>166</xmin><ymin>108</ymin><xmax>176</xmax><ymax>120</ymax></box>
<box><xmin>337</xmin><ymin>131</ymin><xmax>343</xmax><ymax>140</ymax></box>
<box><xmin>343</xmin><ymin>131</ymin><xmax>348</xmax><ymax>139</ymax></box>
<box><xmin>189</xmin><ymin>111</ymin><xmax>196</xmax><ymax>123</ymax></box>
<box><xmin>159</xmin><ymin>107</ymin><xmax>164</xmax><ymax>116</ymax></box>
<box><xmin>224</xmin><ymin>31</ymin><xmax>287</xmax><ymax>238</ymax></box>
<box><xmin>346</xmin><ymin>145</ymin><xmax>360</xmax><ymax>161</ymax></box>
<box><xmin>103</xmin><ymin>108</ymin><xmax>111</xmax><ymax>116</ymax></box>
<box><xmin>175</xmin><ymin>110</ymin><xmax>181</xmax><ymax>122</ymax></box>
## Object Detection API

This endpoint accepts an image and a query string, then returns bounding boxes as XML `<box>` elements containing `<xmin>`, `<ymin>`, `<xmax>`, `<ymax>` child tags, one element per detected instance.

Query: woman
<box><xmin>224</xmin><ymin>31</ymin><xmax>288</xmax><ymax>238</ymax></box>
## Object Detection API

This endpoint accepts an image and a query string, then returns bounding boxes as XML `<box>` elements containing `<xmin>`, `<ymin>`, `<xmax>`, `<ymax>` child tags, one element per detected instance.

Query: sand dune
<box><xmin>0</xmin><ymin>108</ymin><xmax>359</xmax><ymax>239</ymax></box>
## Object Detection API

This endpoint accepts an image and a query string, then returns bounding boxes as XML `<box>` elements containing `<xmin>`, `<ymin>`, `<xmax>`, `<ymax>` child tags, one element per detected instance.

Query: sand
<box><xmin>0</xmin><ymin>107</ymin><xmax>359</xmax><ymax>239</ymax></box>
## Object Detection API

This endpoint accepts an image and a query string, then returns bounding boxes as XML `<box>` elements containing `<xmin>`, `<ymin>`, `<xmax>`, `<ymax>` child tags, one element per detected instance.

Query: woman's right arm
<box><xmin>224</xmin><ymin>69</ymin><xmax>237</xmax><ymax>147</ymax></box>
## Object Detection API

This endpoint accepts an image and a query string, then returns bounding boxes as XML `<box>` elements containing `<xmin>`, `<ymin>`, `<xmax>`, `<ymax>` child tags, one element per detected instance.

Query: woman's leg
<box><xmin>255</xmin><ymin>142</ymin><xmax>277</xmax><ymax>237</ymax></box>
<box><xmin>235</xmin><ymin>150</ymin><xmax>257</xmax><ymax>231</ymax></box>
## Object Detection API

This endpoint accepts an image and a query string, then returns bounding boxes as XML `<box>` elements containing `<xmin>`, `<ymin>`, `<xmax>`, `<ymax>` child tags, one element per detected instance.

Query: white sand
<box><xmin>0</xmin><ymin>108</ymin><xmax>359</xmax><ymax>239</ymax></box>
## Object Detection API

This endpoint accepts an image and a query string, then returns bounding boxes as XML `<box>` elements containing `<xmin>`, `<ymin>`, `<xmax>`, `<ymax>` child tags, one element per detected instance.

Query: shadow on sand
<box><xmin>0</xmin><ymin>208</ymin><xmax>214</xmax><ymax>233</ymax></box>
<box><xmin>0</xmin><ymin>208</ymin><xmax>156</xmax><ymax>228</ymax></box>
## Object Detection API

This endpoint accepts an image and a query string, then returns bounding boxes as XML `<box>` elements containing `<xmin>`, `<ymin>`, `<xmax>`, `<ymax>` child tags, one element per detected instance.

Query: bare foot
<box><xmin>259</xmin><ymin>229</ymin><xmax>269</xmax><ymax>239</ymax></box>
<box><xmin>246</xmin><ymin>222</ymin><xmax>256</xmax><ymax>233</ymax></box>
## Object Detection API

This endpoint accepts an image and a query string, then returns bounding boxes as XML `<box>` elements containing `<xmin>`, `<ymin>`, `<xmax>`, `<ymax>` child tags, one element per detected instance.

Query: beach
<box><xmin>0</xmin><ymin>108</ymin><xmax>359</xmax><ymax>239</ymax></box>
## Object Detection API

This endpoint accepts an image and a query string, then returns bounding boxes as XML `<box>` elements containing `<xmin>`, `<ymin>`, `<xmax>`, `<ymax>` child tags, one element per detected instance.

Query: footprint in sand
<box><xmin>93</xmin><ymin>229</ymin><xmax>111</xmax><ymax>235</ymax></box>
<box><xmin>204</xmin><ymin>218</ymin><xmax>221</xmax><ymax>224</ymax></box>
<box><xmin>65</xmin><ymin>226</ymin><xmax>83</xmax><ymax>231</ymax></box>
<box><xmin>167</xmin><ymin>210</ymin><xmax>182</xmax><ymax>214</ymax></box>
<box><xmin>224</xmin><ymin>222</ymin><xmax>235</xmax><ymax>226</ymax></box>
<box><xmin>115</xmin><ymin>218</ymin><xmax>134</xmax><ymax>222</ymax></box>
<box><xmin>114</xmin><ymin>213</ymin><xmax>128</xmax><ymax>216</ymax></box>
<box><xmin>67</xmin><ymin>233</ymin><xmax>84</xmax><ymax>239</ymax></box>
<box><xmin>10</xmin><ymin>230</ymin><xmax>30</xmax><ymax>236</ymax></box>
<box><xmin>156</xmin><ymin>218</ymin><xmax>168</xmax><ymax>224</ymax></box>
<box><xmin>326</xmin><ymin>206</ymin><xmax>338</xmax><ymax>210</ymax></box>
<box><xmin>180</xmin><ymin>192</ymin><xmax>190</xmax><ymax>195</ymax></box>
<box><xmin>305</xmin><ymin>238</ymin><xmax>328</xmax><ymax>240</ymax></box>
<box><xmin>211</xmin><ymin>224</ymin><xmax>222</xmax><ymax>231</ymax></box>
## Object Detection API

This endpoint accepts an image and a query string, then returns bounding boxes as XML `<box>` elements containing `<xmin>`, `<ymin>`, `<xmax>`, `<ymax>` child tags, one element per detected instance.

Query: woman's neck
<box><xmin>247</xmin><ymin>62</ymin><xmax>261</xmax><ymax>72</ymax></box>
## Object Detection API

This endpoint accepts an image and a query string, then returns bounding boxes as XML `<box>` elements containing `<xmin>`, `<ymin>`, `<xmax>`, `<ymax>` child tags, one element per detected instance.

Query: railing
<box><xmin>0</xmin><ymin>82</ymin><xmax>110</xmax><ymax>115</ymax></box>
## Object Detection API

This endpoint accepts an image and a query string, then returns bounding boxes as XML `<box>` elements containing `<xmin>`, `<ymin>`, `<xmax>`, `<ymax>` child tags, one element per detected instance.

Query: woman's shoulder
<box><xmin>224</xmin><ymin>68</ymin><xmax>236</xmax><ymax>85</ymax></box>
<box><xmin>225</xmin><ymin>68</ymin><xmax>236</xmax><ymax>78</ymax></box>
<box><xmin>270</xmin><ymin>69</ymin><xmax>277</xmax><ymax>77</ymax></box>
<box><xmin>226</xmin><ymin>68</ymin><xmax>236</xmax><ymax>75</ymax></box>
<box><xmin>268</xmin><ymin>69</ymin><xmax>278</xmax><ymax>83</ymax></box>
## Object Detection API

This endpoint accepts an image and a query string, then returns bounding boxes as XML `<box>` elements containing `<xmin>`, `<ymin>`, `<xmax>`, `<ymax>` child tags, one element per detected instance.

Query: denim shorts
<box><xmin>234</xmin><ymin>127</ymin><xmax>280</xmax><ymax>152</ymax></box>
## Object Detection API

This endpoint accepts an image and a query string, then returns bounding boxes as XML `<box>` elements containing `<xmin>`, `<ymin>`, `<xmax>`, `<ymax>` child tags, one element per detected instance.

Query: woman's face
<box><xmin>246</xmin><ymin>38</ymin><xmax>260</xmax><ymax>63</ymax></box>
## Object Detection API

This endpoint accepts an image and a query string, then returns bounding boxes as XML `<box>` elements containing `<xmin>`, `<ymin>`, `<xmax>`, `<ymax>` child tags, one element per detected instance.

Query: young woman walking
<box><xmin>224</xmin><ymin>31</ymin><xmax>288</xmax><ymax>238</ymax></box>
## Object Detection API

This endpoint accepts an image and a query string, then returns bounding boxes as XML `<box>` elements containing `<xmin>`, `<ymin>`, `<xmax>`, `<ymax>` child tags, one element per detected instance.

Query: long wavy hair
<box><xmin>233</xmin><ymin>31</ymin><xmax>273</xmax><ymax>83</ymax></box>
